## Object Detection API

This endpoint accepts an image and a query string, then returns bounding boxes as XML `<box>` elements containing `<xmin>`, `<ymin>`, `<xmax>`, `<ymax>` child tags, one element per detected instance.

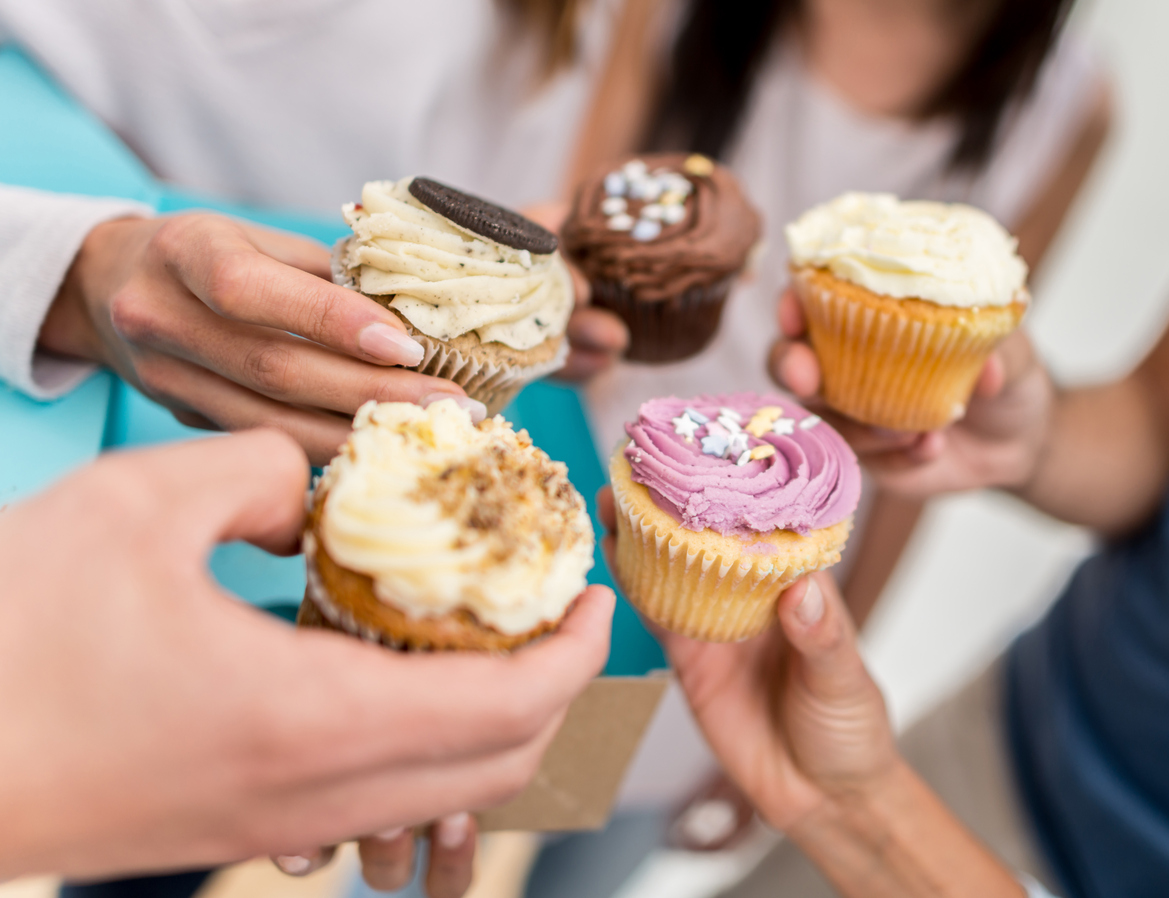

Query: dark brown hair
<box><xmin>646</xmin><ymin>0</ymin><xmax>1075</xmax><ymax>171</ymax></box>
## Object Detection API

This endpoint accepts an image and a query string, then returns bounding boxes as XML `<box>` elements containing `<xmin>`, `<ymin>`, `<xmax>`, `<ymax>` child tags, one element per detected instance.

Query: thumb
<box><xmin>776</xmin><ymin>574</ymin><xmax>869</xmax><ymax>702</ymax></box>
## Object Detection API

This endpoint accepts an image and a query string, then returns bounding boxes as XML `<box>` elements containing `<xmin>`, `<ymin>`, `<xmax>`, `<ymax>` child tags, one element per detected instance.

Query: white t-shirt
<box><xmin>0</xmin><ymin>0</ymin><xmax>619</xmax><ymax>396</ymax></box>
<box><xmin>584</xmin><ymin>35</ymin><xmax>1105</xmax><ymax>454</ymax></box>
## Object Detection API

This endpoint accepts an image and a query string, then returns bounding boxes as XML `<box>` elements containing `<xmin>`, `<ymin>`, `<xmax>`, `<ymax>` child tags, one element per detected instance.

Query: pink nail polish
<box><xmin>275</xmin><ymin>855</ymin><xmax>313</xmax><ymax>875</ymax></box>
<box><xmin>795</xmin><ymin>580</ymin><xmax>824</xmax><ymax>626</ymax></box>
<box><xmin>358</xmin><ymin>323</ymin><xmax>425</xmax><ymax>366</ymax></box>
<box><xmin>436</xmin><ymin>813</ymin><xmax>470</xmax><ymax>849</ymax></box>
<box><xmin>419</xmin><ymin>393</ymin><xmax>488</xmax><ymax>424</ymax></box>
<box><xmin>376</xmin><ymin>826</ymin><xmax>406</xmax><ymax>842</ymax></box>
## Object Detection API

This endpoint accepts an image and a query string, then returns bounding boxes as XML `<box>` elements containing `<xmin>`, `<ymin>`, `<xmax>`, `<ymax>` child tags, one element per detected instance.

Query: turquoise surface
<box><xmin>0</xmin><ymin>43</ymin><xmax>665</xmax><ymax>674</ymax></box>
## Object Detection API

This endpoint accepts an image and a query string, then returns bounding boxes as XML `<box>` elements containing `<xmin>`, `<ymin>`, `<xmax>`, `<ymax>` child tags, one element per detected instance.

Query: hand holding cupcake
<box><xmin>786</xmin><ymin>192</ymin><xmax>1029</xmax><ymax>431</ymax></box>
<box><xmin>609</xmin><ymin>392</ymin><xmax>860</xmax><ymax>642</ymax></box>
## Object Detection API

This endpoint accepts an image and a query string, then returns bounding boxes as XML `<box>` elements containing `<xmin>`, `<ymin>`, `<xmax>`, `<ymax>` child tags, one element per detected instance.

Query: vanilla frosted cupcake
<box><xmin>786</xmin><ymin>193</ymin><xmax>1029</xmax><ymax>431</ymax></box>
<box><xmin>610</xmin><ymin>393</ymin><xmax>860</xmax><ymax>642</ymax></box>
<box><xmin>301</xmin><ymin>399</ymin><xmax>594</xmax><ymax>652</ymax></box>
<box><xmin>335</xmin><ymin>178</ymin><xmax>574</xmax><ymax>414</ymax></box>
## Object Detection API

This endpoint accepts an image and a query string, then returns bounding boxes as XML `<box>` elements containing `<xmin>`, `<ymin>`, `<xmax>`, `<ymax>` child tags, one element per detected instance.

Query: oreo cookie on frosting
<box><xmin>334</xmin><ymin>177</ymin><xmax>574</xmax><ymax>415</ymax></box>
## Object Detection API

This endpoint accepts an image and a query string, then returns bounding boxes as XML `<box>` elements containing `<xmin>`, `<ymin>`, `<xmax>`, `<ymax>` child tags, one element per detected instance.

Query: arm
<box><xmin>840</xmin><ymin>81</ymin><xmax>1114</xmax><ymax>623</ymax></box>
<box><xmin>0</xmin><ymin>433</ymin><xmax>613</xmax><ymax>882</ymax></box>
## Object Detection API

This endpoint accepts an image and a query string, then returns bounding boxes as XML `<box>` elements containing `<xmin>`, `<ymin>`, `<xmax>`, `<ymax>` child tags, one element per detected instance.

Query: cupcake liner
<box><xmin>610</xmin><ymin>467</ymin><xmax>850</xmax><ymax>642</ymax></box>
<box><xmin>591</xmin><ymin>277</ymin><xmax>733</xmax><ymax>364</ymax></box>
<box><xmin>332</xmin><ymin>238</ymin><xmax>567</xmax><ymax>415</ymax></box>
<box><xmin>793</xmin><ymin>268</ymin><xmax>1025</xmax><ymax>432</ymax></box>
<box><xmin>302</xmin><ymin>531</ymin><xmax>409</xmax><ymax>648</ymax></box>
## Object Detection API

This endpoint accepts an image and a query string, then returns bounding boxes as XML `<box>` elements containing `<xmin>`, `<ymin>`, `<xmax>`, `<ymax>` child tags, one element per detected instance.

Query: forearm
<box><xmin>1014</xmin><ymin>375</ymin><xmax>1169</xmax><ymax>535</ymax></box>
<box><xmin>790</xmin><ymin>762</ymin><xmax>1024</xmax><ymax>898</ymax></box>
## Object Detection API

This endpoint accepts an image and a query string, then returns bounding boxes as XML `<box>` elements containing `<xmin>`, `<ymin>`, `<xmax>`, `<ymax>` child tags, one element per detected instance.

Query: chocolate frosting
<box><xmin>562</xmin><ymin>153</ymin><xmax>762</xmax><ymax>302</ymax></box>
<box><xmin>623</xmin><ymin>393</ymin><xmax>861</xmax><ymax>537</ymax></box>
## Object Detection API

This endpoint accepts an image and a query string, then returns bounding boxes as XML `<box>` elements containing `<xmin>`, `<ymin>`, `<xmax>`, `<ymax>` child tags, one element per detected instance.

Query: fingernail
<box><xmin>376</xmin><ymin>826</ymin><xmax>406</xmax><ymax>842</ymax></box>
<box><xmin>420</xmin><ymin>393</ymin><xmax>488</xmax><ymax>424</ymax></box>
<box><xmin>358</xmin><ymin>323</ymin><xmax>425</xmax><ymax>366</ymax></box>
<box><xmin>795</xmin><ymin>580</ymin><xmax>824</xmax><ymax>627</ymax></box>
<box><xmin>275</xmin><ymin>855</ymin><xmax>313</xmax><ymax>875</ymax></box>
<box><xmin>436</xmin><ymin>813</ymin><xmax>470</xmax><ymax>850</ymax></box>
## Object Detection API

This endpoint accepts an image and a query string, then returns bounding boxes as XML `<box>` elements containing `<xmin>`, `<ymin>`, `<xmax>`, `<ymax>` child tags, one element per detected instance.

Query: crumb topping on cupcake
<box><xmin>623</xmin><ymin>393</ymin><xmax>860</xmax><ymax>537</ymax></box>
<box><xmin>786</xmin><ymin>192</ymin><xmax>1027</xmax><ymax>308</ymax></box>
<box><xmin>337</xmin><ymin>178</ymin><xmax>574</xmax><ymax>350</ymax></box>
<box><xmin>317</xmin><ymin>399</ymin><xmax>593</xmax><ymax>635</ymax></box>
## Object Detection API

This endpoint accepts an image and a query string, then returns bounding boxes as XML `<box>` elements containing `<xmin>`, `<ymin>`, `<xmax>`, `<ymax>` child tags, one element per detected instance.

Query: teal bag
<box><xmin>0</xmin><ymin>44</ymin><xmax>664</xmax><ymax>674</ymax></box>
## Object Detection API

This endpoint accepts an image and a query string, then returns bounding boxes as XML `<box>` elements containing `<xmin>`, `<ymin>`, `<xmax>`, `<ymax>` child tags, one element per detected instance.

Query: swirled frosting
<box><xmin>785</xmin><ymin>192</ymin><xmax>1027</xmax><ymax>308</ymax></box>
<box><xmin>318</xmin><ymin>399</ymin><xmax>594</xmax><ymax>635</ymax></box>
<box><xmin>624</xmin><ymin>393</ymin><xmax>860</xmax><ymax>536</ymax></box>
<box><xmin>562</xmin><ymin>153</ymin><xmax>762</xmax><ymax>301</ymax></box>
<box><xmin>339</xmin><ymin>178</ymin><xmax>573</xmax><ymax>350</ymax></box>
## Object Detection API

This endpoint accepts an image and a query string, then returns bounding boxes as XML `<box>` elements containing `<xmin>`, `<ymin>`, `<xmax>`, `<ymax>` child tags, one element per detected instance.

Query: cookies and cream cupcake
<box><xmin>334</xmin><ymin>177</ymin><xmax>574</xmax><ymax>414</ymax></box>
<box><xmin>786</xmin><ymin>192</ymin><xmax>1029</xmax><ymax>431</ymax></box>
<box><xmin>610</xmin><ymin>392</ymin><xmax>860</xmax><ymax>642</ymax></box>
<box><xmin>300</xmin><ymin>398</ymin><xmax>594</xmax><ymax>652</ymax></box>
<box><xmin>562</xmin><ymin>153</ymin><xmax>761</xmax><ymax>364</ymax></box>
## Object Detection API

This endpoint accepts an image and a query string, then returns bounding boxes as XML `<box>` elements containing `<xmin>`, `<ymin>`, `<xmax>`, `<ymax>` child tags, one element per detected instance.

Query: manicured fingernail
<box><xmin>359</xmin><ymin>323</ymin><xmax>425</xmax><ymax>366</ymax></box>
<box><xmin>436</xmin><ymin>813</ymin><xmax>470</xmax><ymax>849</ymax></box>
<box><xmin>795</xmin><ymin>580</ymin><xmax>824</xmax><ymax>627</ymax></box>
<box><xmin>376</xmin><ymin>826</ymin><xmax>406</xmax><ymax>842</ymax></box>
<box><xmin>420</xmin><ymin>393</ymin><xmax>487</xmax><ymax>424</ymax></box>
<box><xmin>275</xmin><ymin>855</ymin><xmax>313</xmax><ymax>875</ymax></box>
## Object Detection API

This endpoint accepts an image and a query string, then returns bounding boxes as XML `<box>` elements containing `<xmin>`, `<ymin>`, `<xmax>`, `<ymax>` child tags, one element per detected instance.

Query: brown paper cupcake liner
<box><xmin>590</xmin><ymin>277</ymin><xmax>733</xmax><ymax>364</ymax></box>
<box><xmin>793</xmin><ymin>268</ymin><xmax>1025</xmax><ymax>431</ymax></box>
<box><xmin>610</xmin><ymin>456</ymin><xmax>851</xmax><ymax>642</ymax></box>
<box><xmin>333</xmin><ymin>238</ymin><xmax>568</xmax><ymax>415</ymax></box>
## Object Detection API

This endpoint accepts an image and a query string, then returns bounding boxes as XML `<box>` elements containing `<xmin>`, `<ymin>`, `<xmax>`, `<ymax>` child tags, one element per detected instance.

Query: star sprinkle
<box><xmin>771</xmin><ymin>418</ymin><xmax>796</xmax><ymax>436</ymax></box>
<box><xmin>632</xmin><ymin>219</ymin><xmax>662</xmax><ymax>242</ymax></box>
<box><xmin>683</xmin><ymin>154</ymin><xmax>715</xmax><ymax>177</ymax></box>
<box><xmin>672</xmin><ymin>413</ymin><xmax>701</xmax><ymax>441</ymax></box>
<box><xmin>745</xmin><ymin>406</ymin><xmax>784</xmax><ymax>437</ymax></box>
<box><xmin>701</xmin><ymin>433</ymin><xmax>730</xmax><ymax>458</ymax></box>
<box><xmin>798</xmin><ymin>415</ymin><xmax>822</xmax><ymax>430</ymax></box>
<box><xmin>749</xmin><ymin>444</ymin><xmax>776</xmax><ymax>461</ymax></box>
<box><xmin>607</xmin><ymin>213</ymin><xmax>634</xmax><ymax>231</ymax></box>
<box><xmin>683</xmin><ymin>407</ymin><xmax>709</xmax><ymax>425</ymax></box>
<box><xmin>728</xmin><ymin>431</ymin><xmax>750</xmax><ymax>459</ymax></box>
<box><xmin>718</xmin><ymin>415</ymin><xmax>742</xmax><ymax>434</ymax></box>
<box><xmin>604</xmin><ymin>172</ymin><xmax>627</xmax><ymax>196</ymax></box>
<box><xmin>601</xmin><ymin>196</ymin><xmax>627</xmax><ymax>215</ymax></box>
<box><xmin>718</xmin><ymin>407</ymin><xmax>742</xmax><ymax>422</ymax></box>
<box><xmin>736</xmin><ymin>450</ymin><xmax>753</xmax><ymax>466</ymax></box>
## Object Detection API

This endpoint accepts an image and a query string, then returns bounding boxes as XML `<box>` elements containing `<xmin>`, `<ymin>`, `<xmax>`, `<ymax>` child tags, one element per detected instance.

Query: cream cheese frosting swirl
<box><xmin>786</xmin><ymin>192</ymin><xmax>1028</xmax><ymax>307</ymax></box>
<box><xmin>340</xmin><ymin>178</ymin><xmax>573</xmax><ymax>350</ymax></box>
<box><xmin>317</xmin><ymin>399</ymin><xmax>594</xmax><ymax>635</ymax></box>
<box><xmin>624</xmin><ymin>393</ymin><xmax>861</xmax><ymax>537</ymax></box>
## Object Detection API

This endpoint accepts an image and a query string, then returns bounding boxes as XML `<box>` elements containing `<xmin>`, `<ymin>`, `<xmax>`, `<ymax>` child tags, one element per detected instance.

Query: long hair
<box><xmin>645</xmin><ymin>0</ymin><xmax>1075</xmax><ymax>171</ymax></box>
<box><xmin>498</xmin><ymin>0</ymin><xmax>588</xmax><ymax>78</ymax></box>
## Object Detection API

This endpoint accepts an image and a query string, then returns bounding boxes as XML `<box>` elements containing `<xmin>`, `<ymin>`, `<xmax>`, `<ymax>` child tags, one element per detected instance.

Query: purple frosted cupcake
<box><xmin>562</xmin><ymin>154</ymin><xmax>761</xmax><ymax>364</ymax></box>
<box><xmin>609</xmin><ymin>392</ymin><xmax>860</xmax><ymax>641</ymax></box>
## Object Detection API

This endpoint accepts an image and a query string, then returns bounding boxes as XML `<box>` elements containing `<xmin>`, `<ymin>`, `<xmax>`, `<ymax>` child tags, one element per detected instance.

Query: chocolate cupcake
<box><xmin>334</xmin><ymin>178</ymin><xmax>574</xmax><ymax>415</ymax></box>
<box><xmin>562</xmin><ymin>154</ymin><xmax>761</xmax><ymax>363</ymax></box>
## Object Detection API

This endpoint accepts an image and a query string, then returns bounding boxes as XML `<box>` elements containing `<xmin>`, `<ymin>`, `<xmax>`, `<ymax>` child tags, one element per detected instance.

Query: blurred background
<box><xmin>4</xmin><ymin>0</ymin><xmax>1169</xmax><ymax>895</ymax></box>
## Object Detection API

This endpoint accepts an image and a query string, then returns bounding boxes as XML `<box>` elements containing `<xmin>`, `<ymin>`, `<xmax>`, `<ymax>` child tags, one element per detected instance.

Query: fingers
<box><xmin>239</xmin><ymin>223</ymin><xmax>333</xmax><ymax>280</ymax></box>
<box><xmin>596</xmin><ymin>485</ymin><xmax>616</xmax><ymax>531</ymax></box>
<box><xmin>358</xmin><ymin>827</ymin><xmax>416</xmax><ymax>892</ymax></box>
<box><xmin>425</xmin><ymin>814</ymin><xmax>476</xmax><ymax>898</ymax></box>
<box><xmin>559</xmin><ymin>308</ymin><xmax>628</xmax><ymax>382</ymax></box>
<box><xmin>273</xmin><ymin>845</ymin><xmax>336</xmax><ymax>877</ymax></box>
<box><xmin>778</xmin><ymin>288</ymin><xmax>806</xmax><ymax>338</ymax></box>
<box><xmin>108</xmin><ymin>429</ymin><xmax>308</xmax><ymax>555</ymax></box>
<box><xmin>153</xmin><ymin>215</ymin><xmax>424</xmax><ymax>367</ymax></box>
<box><xmin>776</xmin><ymin>575</ymin><xmax>867</xmax><ymax>699</ymax></box>
<box><xmin>768</xmin><ymin>339</ymin><xmax>821</xmax><ymax>398</ymax></box>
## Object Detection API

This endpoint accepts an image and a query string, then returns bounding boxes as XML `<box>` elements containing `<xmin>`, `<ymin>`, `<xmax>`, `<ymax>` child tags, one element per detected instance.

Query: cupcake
<box><xmin>300</xmin><ymin>398</ymin><xmax>595</xmax><ymax>652</ymax></box>
<box><xmin>786</xmin><ymin>192</ymin><xmax>1029</xmax><ymax>431</ymax></box>
<box><xmin>334</xmin><ymin>177</ymin><xmax>574</xmax><ymax>415</ymax></box>
<box><xmin>610</xmin><ymin>393</ymin><xmax>860</xmax><ymax>642</ymax></box>
<box><xmin>562</xmin><ymin>154</ymin><xmax>761</xmax><ymax>364</ymax></box>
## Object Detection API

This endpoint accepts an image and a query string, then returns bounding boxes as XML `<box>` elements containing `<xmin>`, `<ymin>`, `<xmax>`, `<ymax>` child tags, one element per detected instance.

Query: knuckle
<box><xmin>108</xmin><ymin>287</ymin><xmax>161</xmax><ymax>346</ymax></box>
<box><xmin>205</xmin><ymin>254</ymin><xmax>254</xmax><ymax>316</ymax></box>
<box><xmin>297</xmin><ymin>289</ymin><xmax>344</xmax><ymax>344</ymax></box>
<box><xmin>242</xmin><ymin>341</ymin><xmax>300</xmax><ymax>396</ymax></box>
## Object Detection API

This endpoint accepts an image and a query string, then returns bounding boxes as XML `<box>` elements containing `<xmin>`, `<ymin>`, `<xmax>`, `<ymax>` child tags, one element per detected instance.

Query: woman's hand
<box><xmin>39</xmin><ymin>214</ymin><xmax>480</xmax><ymax>464</ymax></box>
<box><xmin>521</xmin><ymin>201</ymin><xmax>628</xmax><ymax>382</ymax></box>
<box><xmin>769</xmin><ymin>288</ymin><xmax>1055</xmax><ymax>499</ymax></box>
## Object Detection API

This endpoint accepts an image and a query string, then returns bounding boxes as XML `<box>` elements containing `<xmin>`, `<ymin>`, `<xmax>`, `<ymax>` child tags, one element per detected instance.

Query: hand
<box><xmin>597</xmin><ymin>487</ymin><xmax>894</xmax><ymax>830</ymax></box>
<box><xmin>39</xmin><ymin>214</ymin><xmax>479</xmax><ymax>465</ymax></box>
<box><xmin>274</xmin><ymin>813</ymin><xmax>477</xmax><ymax>898</ymax></box>
<box><xmin>769</xmin><ymin>288</ymin><xmax>1055</xmax><ymax>498</ymax></box>
<box><xmin>0</xmin><ymin>433</ymin><xmax>614</xmax><ymax>882</ymax></box>
<box><xmin>522</xmin><ymin>202</ymin><xmax>628</xmax><ymax>382</ymax></box>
